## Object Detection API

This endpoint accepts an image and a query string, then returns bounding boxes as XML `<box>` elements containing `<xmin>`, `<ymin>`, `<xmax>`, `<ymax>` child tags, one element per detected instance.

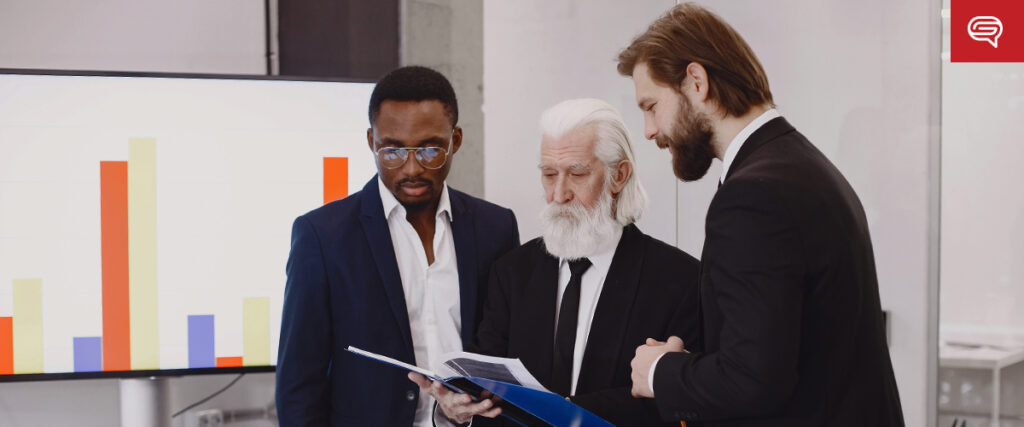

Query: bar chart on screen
<box><xmin>0</xmin><ymin>74</ymin><xmax>376</xmax><ymax>377</ymax></box>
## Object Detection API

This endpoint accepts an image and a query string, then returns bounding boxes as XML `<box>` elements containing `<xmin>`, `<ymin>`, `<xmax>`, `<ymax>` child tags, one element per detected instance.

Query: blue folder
<box><xmin>345</xmin><ymin>347</ymin><xmax>613</xmax><ymax>426</ymax></box>
<box><xmin>458</xmin><ymin>377</ymin><xmax>615</xmax><ymax>427</ymax></box>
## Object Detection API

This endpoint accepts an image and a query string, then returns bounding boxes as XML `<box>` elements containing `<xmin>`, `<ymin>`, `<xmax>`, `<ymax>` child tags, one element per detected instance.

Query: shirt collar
<box><xmin>377</xmin><ymin>177</ymin><xmax>453</xmax><ymax>222</ymax></box>
<box><xmin>720</xmin><ymin>108</ymin><xmax>781</xmax><ymax>184</ymax></box>
<box><xmin>559</xmin><ymin>225</ymin><xmax>623</xmax><ymax>279</ymax></box>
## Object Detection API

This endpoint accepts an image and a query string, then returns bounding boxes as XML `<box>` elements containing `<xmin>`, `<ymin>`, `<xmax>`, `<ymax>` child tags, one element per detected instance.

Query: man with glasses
<box><xmin>277</xmin><ymin>66</ymin><xmax>521</xmax><ymax>427</ymax></box>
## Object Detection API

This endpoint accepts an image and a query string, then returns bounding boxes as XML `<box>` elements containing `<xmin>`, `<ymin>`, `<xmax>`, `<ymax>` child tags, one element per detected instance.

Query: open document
<box><xmin>346</xmin><ymin>346</ymin><xmax>613</xmax><ymax>427</ymax></box>
<box><xmin>346</xmin><ymin>346</ymin><xmax>547</xmax><ymax>391</ymax></box>
<box><xmin>439</xmin><ymin>352</ymin><xmax>548</xmax><ymax>391</ymax></box>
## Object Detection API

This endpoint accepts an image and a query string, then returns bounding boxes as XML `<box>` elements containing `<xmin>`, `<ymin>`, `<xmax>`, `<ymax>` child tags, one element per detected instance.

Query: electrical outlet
<box><xmin>196</xmin><ymin>409</ymin><xmax>224</xmax><ymax>427</ymax></box>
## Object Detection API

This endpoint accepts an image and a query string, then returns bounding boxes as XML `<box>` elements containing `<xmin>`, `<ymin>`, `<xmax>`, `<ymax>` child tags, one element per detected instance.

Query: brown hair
<box><xmin>617</xmin><ymin>2</ymin><xmax>773</xmax><ymax>117</ymax></box>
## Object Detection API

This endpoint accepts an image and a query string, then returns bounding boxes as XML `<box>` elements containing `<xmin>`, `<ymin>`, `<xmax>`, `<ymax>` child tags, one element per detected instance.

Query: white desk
<box><xmin>940</xmin><ymin>342</ymin><xmax>1024</xmax><ymax>427</ymax></box>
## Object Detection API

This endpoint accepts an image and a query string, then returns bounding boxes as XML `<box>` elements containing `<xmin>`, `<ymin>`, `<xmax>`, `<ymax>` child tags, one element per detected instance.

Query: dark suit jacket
<box><xmin>653</xmin><ymin>117</ymin><xmax>904</xmax><ymax>426</ymax></box>
<box><xmin>472</xmin><ymin>224</ymin><xmax>701</xmax><ymax>427</ymax></box>
<box><xmin>276</xmin><ymin>176</ymin><xmax>520</xmax><ymax>427</ymax></box>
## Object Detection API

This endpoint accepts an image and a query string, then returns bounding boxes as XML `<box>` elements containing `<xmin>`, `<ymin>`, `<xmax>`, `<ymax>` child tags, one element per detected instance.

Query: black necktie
<box><xmin>551</xmin><ymin>258</ymin><xmax>591</xmax><ymax>396</ymax></box>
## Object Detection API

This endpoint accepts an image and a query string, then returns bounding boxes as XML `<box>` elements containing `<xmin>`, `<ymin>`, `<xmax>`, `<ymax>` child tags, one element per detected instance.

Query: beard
<box><xmin>657</xmin><ymin>96</ymin><xmax>716</xmax><ymax>182</ymax></box>
<box><xmin>540</xmin><ymin>186</ymin><xmax>622</xmax><ymax>260</ymax></box>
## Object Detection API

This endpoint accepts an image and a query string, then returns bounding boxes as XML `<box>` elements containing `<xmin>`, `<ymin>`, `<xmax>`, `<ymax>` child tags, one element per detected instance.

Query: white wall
<box><xmin>940</xmin><ymin>61</ymin><xmax>1024</xmax><ymax>336</ymax></box>
<box><xmin>0</xmin><ymin>0</ymin><xmax>266</xmax><ymax>74</ymax></box>
<box><xmin>484</xmin><ymin>1</ymin><xmax>938</xmax><ymax>426</ymax></box>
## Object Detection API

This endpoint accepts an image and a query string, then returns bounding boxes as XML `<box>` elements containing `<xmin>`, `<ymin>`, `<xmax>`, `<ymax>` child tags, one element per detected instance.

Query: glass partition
<box><xmin>938</xmin><ymin>0</ymin><xmax>1024</xmax><ymax>425</ymax></box>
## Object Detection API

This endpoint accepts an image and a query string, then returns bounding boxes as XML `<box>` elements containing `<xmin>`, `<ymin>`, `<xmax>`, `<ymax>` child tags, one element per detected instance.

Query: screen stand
<box><xmin>119</xmin><ymin>377</ymin><xmax>172</xmax><ymax>427</ymax></box>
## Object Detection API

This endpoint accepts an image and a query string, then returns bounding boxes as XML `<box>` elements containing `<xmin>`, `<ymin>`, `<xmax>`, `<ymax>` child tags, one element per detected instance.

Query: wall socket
<box><xmin>194</xmin><ymin>409</ymin><xmax>224</xmax><ymax>427</ymax></box>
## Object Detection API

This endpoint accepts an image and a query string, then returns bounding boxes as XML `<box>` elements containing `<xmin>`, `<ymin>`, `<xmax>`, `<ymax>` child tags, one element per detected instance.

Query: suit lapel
<box><xmin>520</xmin><ymin>244</ymin><xmax>560</xmax><ymax>386</ymax></box>
<box><xmin>357</xmin><ymin>176</ymin><xmax>414</xmax><ymax>359</ymax></box>
<box><xmin>448</xmin><ymin>190</ymin><xmax>480</xmax><ymax>347</ymax></box>
<box><xmin>576</xmin><ymin>224</ymin><xmax>645</xmax><ymax>393</ymax></box>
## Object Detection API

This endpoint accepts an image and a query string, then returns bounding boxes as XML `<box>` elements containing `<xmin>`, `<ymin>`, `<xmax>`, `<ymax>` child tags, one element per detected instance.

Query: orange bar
<box><xmin>0</xmin><ymin>317</ymin><xmax>11</xmax><ymax>375</ymax></box>
<box><xmin>323</xmin><ymin>157</ymin><xmax>349</xmax><ymax>205</ymax></box>
<box><xmin>216</xmin><ymin>356</ymin><xmax>243</xmax><ymax>368</ymax></box>
<box><xmin>101</xmin><ymin>161</ymin><xmax>131</xmax><ymax>371</ymax></box>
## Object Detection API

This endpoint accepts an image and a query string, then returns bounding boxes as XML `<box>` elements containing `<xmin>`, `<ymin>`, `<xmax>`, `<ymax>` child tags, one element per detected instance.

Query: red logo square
<box><xmin>951</xmin><ymin>0</ymin><xmax>1024</xmax><ymax>62</ymax></box>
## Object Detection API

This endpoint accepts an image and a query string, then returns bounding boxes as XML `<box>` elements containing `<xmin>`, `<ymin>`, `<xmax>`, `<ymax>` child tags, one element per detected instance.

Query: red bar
<box><xmin>0</xmin><ymin>317</ymin><xmax>11</xmax><ymax>375</ymax></box>
<box><xmin>323</xmin><ymin>157</ymin><xmax>349</xmax><ymax>205</ymax></box>
<box><xmin>101</xmin><ymin>161</ymin><xmax>130</xmax><ymax>371</ymax></box>
<box><xmin>216</xmin><ymin>356</ymin><xmax>243</xmax><ymax>368</ymax></box>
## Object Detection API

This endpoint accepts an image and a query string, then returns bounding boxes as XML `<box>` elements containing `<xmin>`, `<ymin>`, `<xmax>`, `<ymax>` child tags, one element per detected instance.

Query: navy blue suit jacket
<box><xmin>276</xmin><ymin>176</ymin><xmax>520</xmax><ymax>427</ymax></box>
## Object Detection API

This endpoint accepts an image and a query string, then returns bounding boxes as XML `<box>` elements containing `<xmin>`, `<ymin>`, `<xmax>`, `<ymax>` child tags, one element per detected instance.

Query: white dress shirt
<box><xmin>378</xmin><ymin>178</ymin><xmax>462</xmax><ymax>427</ymax></box>
<box><xmin>648</xmin><ymin>108</ymin><xmax>782</xmax><ymax>395</ymax></box>
<box><xmin>554</xmin><ymin>226</ymin><xmax>623</xmax><ymax>396</ymax></box>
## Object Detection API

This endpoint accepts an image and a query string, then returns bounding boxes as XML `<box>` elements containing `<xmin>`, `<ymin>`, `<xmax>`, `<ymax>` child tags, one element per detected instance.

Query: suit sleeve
<box><xmin>506</xmin><ymin>208</ymin><xmax>521</xmax><ymax>249</ymax></box>
<box><xmin>469</xmin><ymin>263</ymin><xmax>511</xmax><ymax>357</ymax></box>
<box><xmin>464</xmin><ymin>258</ymin><xmax>516</xmax><ymax>427</ymax></box>
<box><xmin>276</xmin><ymin>216</ymin><xmax>334</xmax><ymax>426</ymax></box>
<box><xmin>653</xmin><ymin>180</ymin><xmax>804</xmax><ymax>422</ymax></box>
<box><xmin>468</xmin><ymin>207</ymin><xmax>518</xmax><ymax>355</ymax></box>
<box><xmin>667</xmin><ymin>254</ymin><xmax>704</xmax><ymax>354</ymax></box>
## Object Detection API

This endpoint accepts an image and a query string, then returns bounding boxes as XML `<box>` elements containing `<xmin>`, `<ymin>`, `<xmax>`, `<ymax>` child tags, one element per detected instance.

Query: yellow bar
<box><xmin>13</xmin><ymin>279</ymin><xmax>43</xmax><ymax>374</ymax></box>
<box><xmin>129</xmin><ymin>138</ymin><xmax>159</xmax><ymax>370</ymax></box>
<box><xmin>242</xmin><ymin>297</ymin><xmax>270</xmax><ymax>366</ymax></box>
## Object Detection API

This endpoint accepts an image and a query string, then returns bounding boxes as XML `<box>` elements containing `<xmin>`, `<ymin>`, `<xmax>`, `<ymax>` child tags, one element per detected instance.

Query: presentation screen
<box><xmin>0</xmin><ymin>72</ymin><xmax>376</xmax><ymax>380</ymax></box>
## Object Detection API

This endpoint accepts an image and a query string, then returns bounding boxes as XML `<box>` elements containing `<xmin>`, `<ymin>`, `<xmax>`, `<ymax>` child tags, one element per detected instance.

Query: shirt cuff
<box><xmin>432</xmin><ymin>401</ymin><xmax>471</xmax><ymax>427</ymax></box>
<box><xmin>648</xmin><ymin>353</ymin><xmax>667</xmax><ymax>397</ymax></box>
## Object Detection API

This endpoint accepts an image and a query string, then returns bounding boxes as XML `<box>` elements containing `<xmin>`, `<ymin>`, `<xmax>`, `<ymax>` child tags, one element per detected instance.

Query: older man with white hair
<box><xmin>412</xmin><ymin>98</ymin><xmax>701</xmax><ymax>426</ymax></box>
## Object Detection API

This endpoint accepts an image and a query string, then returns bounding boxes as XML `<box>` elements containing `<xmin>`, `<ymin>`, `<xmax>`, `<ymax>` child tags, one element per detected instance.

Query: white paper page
<box><xmin>346</xmin><ymin>346</ymin><xmax>442</xmax><ymax>380</ymax></box>
<box><xmin>438</xmin><ymin>351</ymin><xmax>549</xmax><ymax>392</ymax></box>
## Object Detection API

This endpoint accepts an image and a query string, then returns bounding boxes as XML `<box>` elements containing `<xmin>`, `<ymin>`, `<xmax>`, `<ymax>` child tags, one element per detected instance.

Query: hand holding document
<box><xmin>346</xmin><ymin>346</ymin><xmax>613</xmax><ymax>427</ymax></box>
<box><xmin>408</xmin><ymin>372</ymin><xmax>502</xmax><ymax>424</ymax></box>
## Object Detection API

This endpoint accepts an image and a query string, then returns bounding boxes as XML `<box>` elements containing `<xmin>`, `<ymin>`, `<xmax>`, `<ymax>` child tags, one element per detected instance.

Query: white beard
<box><xmin>540</xmin><ymin>188</ymin><xmax>622</xmax><ymax>260</ymax></box>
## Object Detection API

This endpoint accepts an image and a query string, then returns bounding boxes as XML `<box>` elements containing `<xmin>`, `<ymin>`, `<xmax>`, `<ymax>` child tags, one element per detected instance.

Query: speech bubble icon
<box><xmin>968</xmin><ymin>16</ymin><xmax>1003</xmax><ymax>48</ymax></box>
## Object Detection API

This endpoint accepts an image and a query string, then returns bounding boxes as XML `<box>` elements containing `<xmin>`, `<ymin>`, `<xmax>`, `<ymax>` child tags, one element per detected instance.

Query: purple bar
<box><xmin>73</xmin><ymin>337</ymin><xmax>103</xmax><ymax>372</ymax></box>
<box><xmin>188</xmin><ymin>315</ymin><xmax>216</xmax><ymax>368</ymax></box>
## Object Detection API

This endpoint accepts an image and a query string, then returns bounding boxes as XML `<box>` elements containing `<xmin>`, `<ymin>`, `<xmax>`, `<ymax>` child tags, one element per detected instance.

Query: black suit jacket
<box><xmin>472</xmin><ymin>224</ymin><xmax>701</xmax><ymax>426</ymax></box>
<box><xmin>653</xmin><ymin>117</ymin><xmax>904</xmax><ymax>426</ymax></box>
<box><xmin>276</xmin><ymin>176</ymin><xmax>520</xmax><ymax>427</ymax></box>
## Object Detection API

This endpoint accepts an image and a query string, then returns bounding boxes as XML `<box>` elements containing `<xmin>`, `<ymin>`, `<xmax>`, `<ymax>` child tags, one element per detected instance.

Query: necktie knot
<box><xmin>567</xmin><ymin>258</ymin><xmax>592</xmax><ymax>278</ymax></box>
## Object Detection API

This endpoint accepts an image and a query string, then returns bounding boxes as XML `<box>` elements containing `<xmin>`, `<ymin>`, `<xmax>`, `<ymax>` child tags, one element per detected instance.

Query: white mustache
<box><xmin>540</xmin><ymin>189</ymin><xmax>621</xmax><ymax>260</ymax></box>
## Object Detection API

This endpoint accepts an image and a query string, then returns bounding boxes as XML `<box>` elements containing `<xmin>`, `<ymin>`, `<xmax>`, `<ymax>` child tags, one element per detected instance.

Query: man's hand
<box><xmin>630</xmin><ymin>336</ymin><xmax>686</xmax><ymax>398</ymax></box>
<box><xmin>408</xmin><ymin>372</ymin><xmax>502</xmax><ymax>424</ymax></box>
